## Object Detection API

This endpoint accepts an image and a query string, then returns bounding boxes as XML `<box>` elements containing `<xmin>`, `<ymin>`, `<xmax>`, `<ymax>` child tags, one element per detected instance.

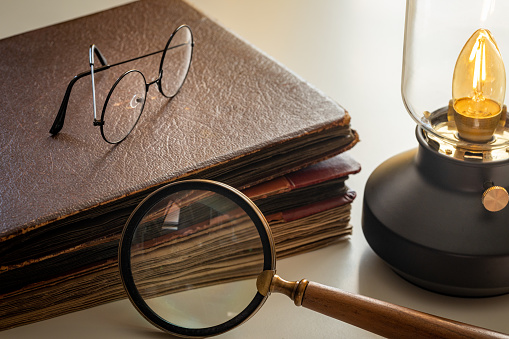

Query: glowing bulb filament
<box><xmin>470</xmin><ymin>34</ymin><xmax>488</xmax><ymax>102</ymax></box>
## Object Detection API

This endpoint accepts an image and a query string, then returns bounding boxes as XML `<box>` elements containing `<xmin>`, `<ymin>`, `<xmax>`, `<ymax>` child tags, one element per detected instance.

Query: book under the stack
<box><xmin>0</xmin><ymin>0</ymin><xmax>360</xmax><ymax>330</ymax></box>
<box><xmin>1</xmin><ymin>154</ymin><xmax>360</xmax><ymax>330</ymax></box>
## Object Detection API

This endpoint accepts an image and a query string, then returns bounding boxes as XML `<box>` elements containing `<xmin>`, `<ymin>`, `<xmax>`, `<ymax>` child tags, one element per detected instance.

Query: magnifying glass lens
<box><xmin>121</xmin><ymin>183</ymin><xmax>273</xmax><ymax>336</ymax></box>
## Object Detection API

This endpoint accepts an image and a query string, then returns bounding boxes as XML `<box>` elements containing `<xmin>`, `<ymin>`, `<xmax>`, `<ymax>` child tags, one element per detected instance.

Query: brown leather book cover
<box><xmin>0</xmin><ymin>0</ymin><xmax>359</xmax><ymax>330</ymax></box>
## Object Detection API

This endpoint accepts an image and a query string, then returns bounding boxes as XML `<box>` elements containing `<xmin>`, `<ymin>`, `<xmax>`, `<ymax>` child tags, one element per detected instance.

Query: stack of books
<box><xmin>0</xmin><ymin>0</ymin><xmax>360</xmax><ymax>330</ymax></box>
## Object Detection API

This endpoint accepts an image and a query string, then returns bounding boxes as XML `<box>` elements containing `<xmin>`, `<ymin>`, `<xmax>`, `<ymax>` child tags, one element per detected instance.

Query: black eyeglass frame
<box><xmin>49</xmin><ymin>24</ymin><xmax>194</xmax><ymax>144</ymax></box>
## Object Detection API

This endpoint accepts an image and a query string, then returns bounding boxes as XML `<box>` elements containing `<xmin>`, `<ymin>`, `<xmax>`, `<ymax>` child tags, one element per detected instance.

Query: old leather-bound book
<box><xmin>0</xmin><ymin>154</ymin><xmax>360</xmax><ymax>330</ymax></box>
<box><xmin>0</xmin><ymin>0</ymin><xmax>358</xmax><ymax>330</ymax></box>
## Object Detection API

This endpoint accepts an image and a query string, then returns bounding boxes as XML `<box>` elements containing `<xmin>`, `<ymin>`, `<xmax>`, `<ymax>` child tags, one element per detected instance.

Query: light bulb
<box><xmin>452</xmin><ymin>28</ymin><xmax>506</xmax><ymax>143</ymax></box>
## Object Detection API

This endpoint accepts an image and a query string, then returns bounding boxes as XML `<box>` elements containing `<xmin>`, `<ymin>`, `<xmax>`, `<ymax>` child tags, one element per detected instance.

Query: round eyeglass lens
<box><xmin>159</xmin><ymin>25</ymin><xmax>193</xmax><ymax>98</ymax></box>
<box><xmin>120</xmin><ymin>182</ymin><xmax>272</xmax><ymax>337</ymax></box>
<box><xmin>101</xmin><ymin>70</ymin><xmax>146</xmax><ymax>144</ymax></box>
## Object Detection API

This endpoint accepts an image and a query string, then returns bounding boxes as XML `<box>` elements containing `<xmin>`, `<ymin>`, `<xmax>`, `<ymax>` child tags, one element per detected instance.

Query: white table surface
<box><xmin>1</xmin><ymin>1</ymin><xmax>508</xmax><ymax>338</ymax></box>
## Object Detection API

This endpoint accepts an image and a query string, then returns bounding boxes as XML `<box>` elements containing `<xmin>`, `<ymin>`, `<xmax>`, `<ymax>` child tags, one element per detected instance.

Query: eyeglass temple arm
<box><xmin>89</xmin><ymin>45</ymin><xmax>109</xmax><ymax>124</ymax></box>
<box><xmin>49</xmin><ymin>46</ymin><xmax>109</xmax><ymax>135</ymax></box>
<box><xmin>90</xmin><ymin>45</ymin><xmax>108</xmax><ymax>67</ymax></box>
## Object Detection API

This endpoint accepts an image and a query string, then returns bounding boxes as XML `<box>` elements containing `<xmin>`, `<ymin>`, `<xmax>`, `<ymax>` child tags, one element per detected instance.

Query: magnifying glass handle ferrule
<box><xmin>257</xmin><ymin>271</ymin><xmax>309</xmax><ymax>307</ymax></box>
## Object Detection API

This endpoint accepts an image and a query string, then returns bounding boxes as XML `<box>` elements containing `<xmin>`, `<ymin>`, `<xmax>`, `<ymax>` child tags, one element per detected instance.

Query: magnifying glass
<box><xmin>119</xmin><ymin>180</ymin><xmax>507</xmax><ymax>338</ymax></box>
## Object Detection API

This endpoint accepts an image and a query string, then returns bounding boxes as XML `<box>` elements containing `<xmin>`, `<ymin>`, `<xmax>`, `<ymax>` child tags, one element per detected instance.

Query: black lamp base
<box><xmin>362</xmin><ymin>128</ymin><xmax>509</xmax><ymax>297</ymax></box>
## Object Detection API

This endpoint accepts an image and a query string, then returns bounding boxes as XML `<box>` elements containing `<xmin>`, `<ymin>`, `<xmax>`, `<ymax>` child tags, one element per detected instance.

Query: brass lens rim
<box><xmin>118</xmin><ymin>179</ymin><xmax>276</xmax><ymax>338</ymax></box>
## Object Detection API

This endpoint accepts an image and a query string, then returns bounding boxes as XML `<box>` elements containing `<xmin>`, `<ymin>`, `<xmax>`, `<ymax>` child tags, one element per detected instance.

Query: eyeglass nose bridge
<box><xmin>146</xmin><ymin>69</ymin><xmax>164</xmax><ymax>94</ymax></box>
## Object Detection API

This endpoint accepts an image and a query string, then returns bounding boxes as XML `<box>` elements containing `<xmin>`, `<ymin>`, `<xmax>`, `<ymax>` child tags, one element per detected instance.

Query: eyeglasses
<box><xmin>49</xmin><ymin>25</ymin><xmax>194</xmax><ymax>144</ymax></box>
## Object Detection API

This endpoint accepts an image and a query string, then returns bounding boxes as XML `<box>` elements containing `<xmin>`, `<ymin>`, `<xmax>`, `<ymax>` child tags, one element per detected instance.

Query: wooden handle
<box><xmin>301</xmin><ymin>281</ymin><xmax>509</xmax><ymax>339</ymax></box>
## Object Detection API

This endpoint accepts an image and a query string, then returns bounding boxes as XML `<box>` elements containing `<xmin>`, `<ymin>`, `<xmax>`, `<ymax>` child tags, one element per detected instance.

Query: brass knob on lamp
<box><xmin>482</xmin><ymin>186</ymin><xmax>509</xmax><ymax>212</ymax></box>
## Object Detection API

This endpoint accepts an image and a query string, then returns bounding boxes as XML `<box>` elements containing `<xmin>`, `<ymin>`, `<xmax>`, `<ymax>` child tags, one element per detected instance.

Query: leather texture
<box><xmin>0</xmin><ymin>0</ymin><xmax>356</xmax><ymax>241</ymax></box>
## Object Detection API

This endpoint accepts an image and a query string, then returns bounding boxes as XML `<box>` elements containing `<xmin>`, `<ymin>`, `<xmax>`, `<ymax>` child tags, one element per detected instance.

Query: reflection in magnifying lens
<box><xmin>119</xmin><ymin>181</ymin><xmax>275</xmax><ymax>337</ymax></box>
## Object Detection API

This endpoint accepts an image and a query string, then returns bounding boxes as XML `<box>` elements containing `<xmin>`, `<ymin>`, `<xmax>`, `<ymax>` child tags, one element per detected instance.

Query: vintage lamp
<box><xmin>363</xmin><ymin>0</ymin><xmax>509</xmax><ymax>297</ymax></box>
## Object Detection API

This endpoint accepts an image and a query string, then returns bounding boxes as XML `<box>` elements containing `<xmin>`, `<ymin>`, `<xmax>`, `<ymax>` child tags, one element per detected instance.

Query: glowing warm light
<box><xmin>452</xmin><ymin>28</ymin><xmax>506</xmax><ymax>143</ymax></box>
<box><xmin>469</xmin><ymin>32</ymin><xmax>487</xmax><ymax>99</ymax></box>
